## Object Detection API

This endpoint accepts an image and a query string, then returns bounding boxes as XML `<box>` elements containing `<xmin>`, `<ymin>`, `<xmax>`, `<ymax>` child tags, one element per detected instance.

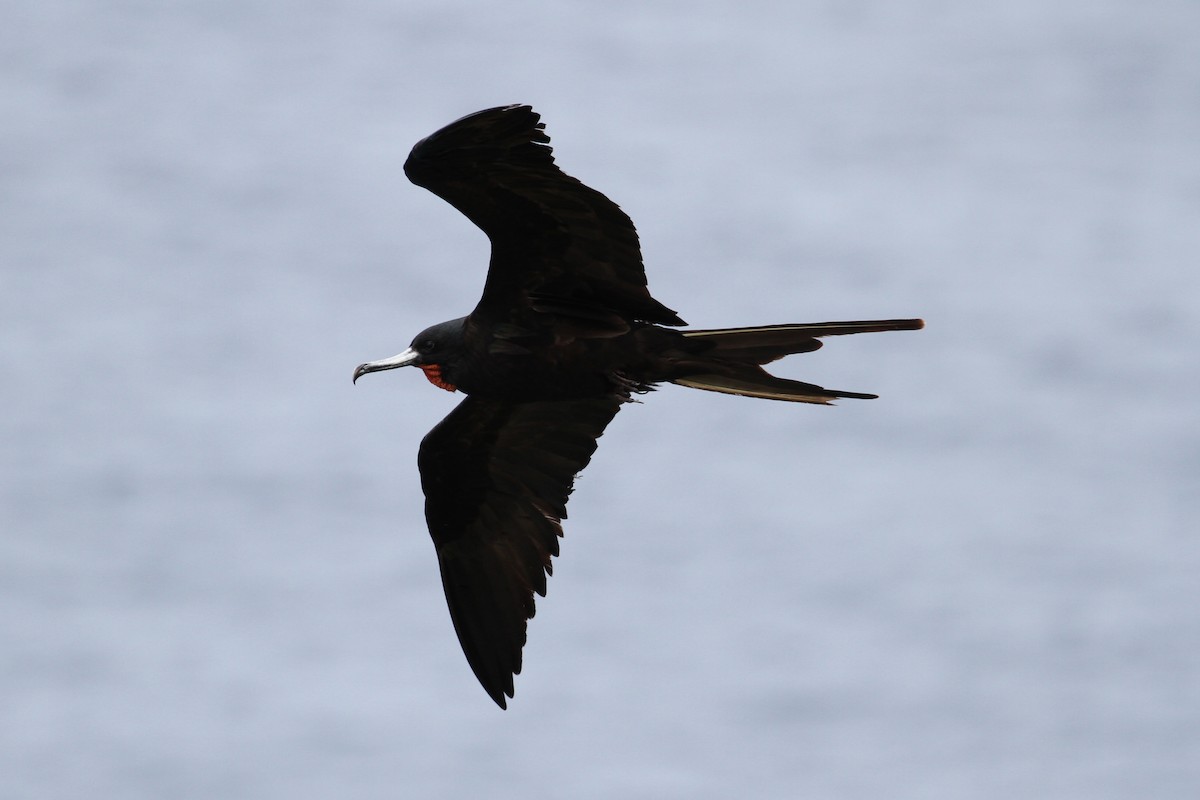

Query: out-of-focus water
<box><xmin>3</xmin><ymin>2</ymin><xmax>1198</xmax><ymax>797</ymax></box>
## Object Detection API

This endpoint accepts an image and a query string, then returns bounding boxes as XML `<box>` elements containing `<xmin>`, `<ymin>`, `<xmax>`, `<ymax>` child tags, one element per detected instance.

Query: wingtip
<box><xmin>482</xmin><ymin>676</ymin><xmax>514</xmax><ymax>709</ymax></box>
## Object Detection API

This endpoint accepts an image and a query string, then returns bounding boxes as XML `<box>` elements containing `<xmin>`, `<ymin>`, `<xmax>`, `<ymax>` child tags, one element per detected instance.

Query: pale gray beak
<box><xmin>353</xmin><ymin>346</ymin><xmax>420</xmax><ymax>383</ymax></box>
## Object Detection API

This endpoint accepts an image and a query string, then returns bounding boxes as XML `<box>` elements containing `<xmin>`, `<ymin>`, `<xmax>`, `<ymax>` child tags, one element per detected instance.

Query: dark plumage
<box><xmin>354</xmin><ymin>105</ymin><xmax>922</xmax><ymax>707</ymax></box>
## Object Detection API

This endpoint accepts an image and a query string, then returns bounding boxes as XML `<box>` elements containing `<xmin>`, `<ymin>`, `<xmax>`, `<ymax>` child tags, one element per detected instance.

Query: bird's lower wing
<box><xmin>417</xmin><ymin>395</ymin><xmax>622</xmax><ymax>708</ymax></box>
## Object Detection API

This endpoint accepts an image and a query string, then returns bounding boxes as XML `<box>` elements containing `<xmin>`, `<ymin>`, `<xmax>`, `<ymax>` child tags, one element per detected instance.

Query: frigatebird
<box><xmin>354</xmin><ymin>104</ymin><xmax>922</xmax><ymax>708</ymax></box>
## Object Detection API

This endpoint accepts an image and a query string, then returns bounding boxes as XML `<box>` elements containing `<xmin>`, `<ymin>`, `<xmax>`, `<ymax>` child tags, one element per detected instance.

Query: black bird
<box><xmin>354</xmin><ymin>105</ymin><xmax>922</xmax><ymax>708</ymax></box>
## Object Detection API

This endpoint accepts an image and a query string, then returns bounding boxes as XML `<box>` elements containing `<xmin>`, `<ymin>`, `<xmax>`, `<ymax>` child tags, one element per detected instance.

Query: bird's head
<box><xmin>353</xmin><ymin>317</ymin><xmax>466</xmax><ymax>392</ymax></box>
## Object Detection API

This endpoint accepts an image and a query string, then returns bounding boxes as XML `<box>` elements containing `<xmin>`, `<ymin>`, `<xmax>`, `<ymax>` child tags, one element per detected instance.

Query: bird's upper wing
<box><xmin>403</xmin><ymin>104</ymin><xmax>684</xmax><ymax>329</ymax></box>
<box><xmin>418</xmin><ymin>394</ymin><xmax>623</xmax><ymax>708</ymax></box>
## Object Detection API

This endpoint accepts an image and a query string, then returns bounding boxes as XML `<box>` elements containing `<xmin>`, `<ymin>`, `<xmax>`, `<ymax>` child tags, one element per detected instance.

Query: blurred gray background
<box><xmin>3</xmin><ymin>1</ymin><xmax>1198</xmax><ymax>798</ymax></box>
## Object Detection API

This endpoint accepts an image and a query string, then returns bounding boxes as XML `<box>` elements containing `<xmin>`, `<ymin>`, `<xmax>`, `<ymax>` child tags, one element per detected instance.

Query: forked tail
<box><xmin>671</xmin><ymin>318</ymin><xmax>923</xmax><ymax>404</ymax></box>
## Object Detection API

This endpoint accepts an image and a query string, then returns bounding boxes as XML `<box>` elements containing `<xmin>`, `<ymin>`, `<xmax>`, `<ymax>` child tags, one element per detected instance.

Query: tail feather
<box><xmin>680</xmin><ymin>319</ymin><xmax>924</xmax><ymax>363</ymax></box>
<box><xmin>669</xmin><ymin>318</ymin><xmax>923</xmax><ymax>403</ymax></box>
<box><xmin>672</xmin><ymin>372</ymin><xmax>876</xmax><ymax>404</ymax></box>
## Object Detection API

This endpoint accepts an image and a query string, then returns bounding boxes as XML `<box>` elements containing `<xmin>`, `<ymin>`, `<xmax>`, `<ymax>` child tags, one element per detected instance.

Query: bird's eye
<box><xmin>420</xmin><ymin>339</ymin><xmax>436</xmax><ymax>352</ymax></box>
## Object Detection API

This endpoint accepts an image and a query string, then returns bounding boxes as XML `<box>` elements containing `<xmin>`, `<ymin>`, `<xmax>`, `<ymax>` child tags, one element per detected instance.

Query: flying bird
<box><xmin>354</xmin><ymin>105</ymin><xmax>922</xmax><ymax>708</ymax></box>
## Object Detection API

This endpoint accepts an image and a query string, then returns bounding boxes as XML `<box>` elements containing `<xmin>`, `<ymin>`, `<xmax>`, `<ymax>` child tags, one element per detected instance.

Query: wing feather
<box><xmin>403</xmin><ymin>104</ymin><xmax>684</xmax><ymax>327</ymax></box>
<box><xmin>418</xmin><ymin>395</ymin><xmax>622</xmax><ymax>707</ymax></box>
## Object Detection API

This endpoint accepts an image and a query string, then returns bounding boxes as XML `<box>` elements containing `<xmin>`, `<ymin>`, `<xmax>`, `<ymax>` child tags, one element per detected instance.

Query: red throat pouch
<box><xmin>419</xmin><ymin>364</ymin><xmax>457</xmax><ymax>392</ymax></box>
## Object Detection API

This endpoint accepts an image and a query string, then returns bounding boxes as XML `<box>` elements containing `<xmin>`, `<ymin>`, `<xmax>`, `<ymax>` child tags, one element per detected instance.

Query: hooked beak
<box><xmin>353</xmin><ymin>346</ymin><xmax>421</xmax><ymax>384</ymax></box>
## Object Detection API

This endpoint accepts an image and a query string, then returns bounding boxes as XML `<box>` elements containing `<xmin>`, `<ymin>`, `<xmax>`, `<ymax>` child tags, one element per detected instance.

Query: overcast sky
<box><xmin>3</xmin><ymin>2</ymin><xmax>1198</xmax><ymax>798</ymax></box>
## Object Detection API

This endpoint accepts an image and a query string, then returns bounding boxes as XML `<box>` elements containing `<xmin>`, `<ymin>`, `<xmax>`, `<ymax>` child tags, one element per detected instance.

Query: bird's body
<box><xmin>354</xmin><ymin>105</ymin><xmax>922</xmax><ymax>708</ymax></box>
